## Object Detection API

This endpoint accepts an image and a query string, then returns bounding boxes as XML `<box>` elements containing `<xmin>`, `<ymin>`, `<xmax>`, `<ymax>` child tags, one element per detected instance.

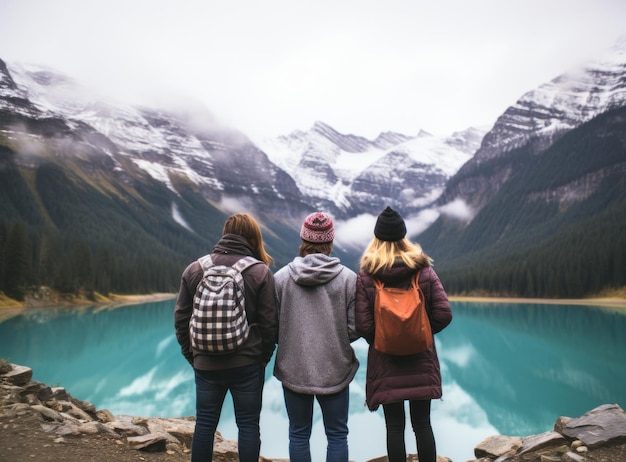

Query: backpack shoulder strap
<box><xmin>411</xmin><ymin>270</ymin><xmax>422</xmax><ymax>288</ymax></box>
<box><xmin>232</xmin><ymin>256</ymin><xmax>262</xmax><ymax>273</ymax></box>
<box><xmin>197</xmin><ymin>254</ymin><xmax>214</xmax><ymax>273</ymax></box>
<box><xmin>197</xmin><ymin>255</ymin><xmax>261</xmax><ymax>274</ymax></box>
<box><xmin>372</xmin><ymin>277</ymin><xmax>384</xmax><ymax>290</ymax></box>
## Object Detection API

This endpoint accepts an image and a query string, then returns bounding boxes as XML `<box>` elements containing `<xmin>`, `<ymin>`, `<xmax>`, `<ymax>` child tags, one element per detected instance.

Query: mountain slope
<box><xmin>0</xmin><ymin>60</ymin><xmax>310</xmax><ymax>298</ymax></box>
<box><xmin>256</xmin><ymin>121</ymin><xmax>484</xmax><ymax>217</ymax></box>
<box><xmin>438</xmin><ymin>38</ymin><xmax>626</xmax><ymax>211</ymax></box>
<box><xmin>2</xmin><ymin>35</ymin><xmax>626</xmax><ymax>299</ymax></box>
<box><xmin>412</xmin><ymin>37</ymin><xmax>626</xmax><ymax>297</ymax></box>
<box><xmin>420</xmin><ymin>107</ymin><xmax>626</xmax><ymax>297</ymax></box>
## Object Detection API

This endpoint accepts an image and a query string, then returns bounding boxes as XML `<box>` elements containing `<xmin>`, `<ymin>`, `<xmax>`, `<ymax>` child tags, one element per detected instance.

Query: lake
<box><xmin>1</xmin><ymin>299</ymin><xmax>625</xmax><ymax>462</ymax></box>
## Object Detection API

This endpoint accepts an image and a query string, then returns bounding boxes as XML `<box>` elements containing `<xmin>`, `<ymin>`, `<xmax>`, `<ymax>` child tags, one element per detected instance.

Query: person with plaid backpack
<box><xmin>175</xmin><ymin>213</ymin><xmax>278</xmax><ymax>462</ymax></box>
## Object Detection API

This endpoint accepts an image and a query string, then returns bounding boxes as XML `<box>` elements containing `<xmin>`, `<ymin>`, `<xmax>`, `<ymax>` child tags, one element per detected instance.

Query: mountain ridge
<box><xmin>1</xmin><ymin>37</ymin><xmax>625</xmax><ymax>298</ymax></box>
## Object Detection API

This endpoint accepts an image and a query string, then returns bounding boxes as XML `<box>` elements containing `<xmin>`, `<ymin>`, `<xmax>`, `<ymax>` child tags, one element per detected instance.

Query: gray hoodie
<box><xmin>273</xmin><ymin>253</ymin><xmax>360</xmax><ymax>395</ymax></box>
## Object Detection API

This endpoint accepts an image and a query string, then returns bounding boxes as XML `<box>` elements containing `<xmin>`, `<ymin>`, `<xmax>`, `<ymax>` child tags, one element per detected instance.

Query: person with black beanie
<box><xmin>355</xmin><ymin>206</ymin><xmax>452</xmax><ymax>462</ymax></box>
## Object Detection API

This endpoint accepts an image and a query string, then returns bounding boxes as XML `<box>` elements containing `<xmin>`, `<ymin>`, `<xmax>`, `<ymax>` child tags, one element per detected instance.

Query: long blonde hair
<box><xmin>223</xmin><ymin>213</ymin><xmax>274</xmax><ymax>265</ymax></box>
<box><xmin>359</xmin><ymin>237</ymin><xmax>432</xmax><ymax>274</ymax></box>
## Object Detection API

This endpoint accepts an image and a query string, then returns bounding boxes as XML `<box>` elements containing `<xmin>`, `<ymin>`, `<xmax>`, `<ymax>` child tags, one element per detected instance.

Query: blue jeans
<box><xmin>282</xmin><ymin>386</ymin><xmax>350</xmax><ymax>462</ymax></box>
<box><xmin>382</xmin><ymin>399</ymin><xmax>436</xmax><ymax>462</ymax></box>
<box><xmin>192</xmin><ymin>363</ymin><xmax>265</xmax><ymax>462</ymax></box>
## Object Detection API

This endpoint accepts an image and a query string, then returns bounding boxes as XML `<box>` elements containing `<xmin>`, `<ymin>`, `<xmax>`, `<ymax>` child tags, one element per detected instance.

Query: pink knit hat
<box><xmin>300</xmin><ymin>212</ymin><xmax>335</xmax><ymax>243</ymax></box>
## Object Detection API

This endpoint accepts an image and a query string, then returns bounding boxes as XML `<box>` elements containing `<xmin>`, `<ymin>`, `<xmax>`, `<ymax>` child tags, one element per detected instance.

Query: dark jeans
<box><xmin>382</xmin><ymin>399</ymin><xmax>436</xmax><ymax>462</ymax></box>
<box><xmin>283</xmin><ymin>386</ymin><xmax>350</xmax><ymax>462</ymax></box>
<box><xmin>192</xmin><ymin>363</ymin><xmax>265</xmax><ymax>462</ymax></box>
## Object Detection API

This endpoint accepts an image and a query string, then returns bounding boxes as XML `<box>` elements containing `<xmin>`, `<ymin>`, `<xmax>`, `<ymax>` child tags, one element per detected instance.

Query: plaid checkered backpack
<box><xmin>190</xmin><ymin>255</ymin><xmax>261</xmax><ymax>353</ymax></box>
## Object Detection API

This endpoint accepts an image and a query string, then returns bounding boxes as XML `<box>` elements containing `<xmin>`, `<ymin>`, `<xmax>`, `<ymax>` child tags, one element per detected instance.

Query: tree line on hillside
<box><xmin>0</xmin><ymin>218</ymin><xmax>185</xmax><ymax>301</ymax></box>
<box><xmin>424</xmin><ymin>107</ymin><xmax>626</xmax><ymax>299</ymax></box>
<box><xmin>2</xmin><ymin>212</ymin><xmax>624</xmax><ymax>302</ymax></box>
<box><xmin>436</xmin><ymin>203</ymin><xmax>626</xmax><ymax>298</ymax></box>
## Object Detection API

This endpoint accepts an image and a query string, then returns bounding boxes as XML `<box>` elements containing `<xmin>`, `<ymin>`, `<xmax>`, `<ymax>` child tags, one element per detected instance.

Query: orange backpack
<box><xmin>373</xmin><ymin>271</ymin><xmax>433</xmax><ymax>355</ymax></box>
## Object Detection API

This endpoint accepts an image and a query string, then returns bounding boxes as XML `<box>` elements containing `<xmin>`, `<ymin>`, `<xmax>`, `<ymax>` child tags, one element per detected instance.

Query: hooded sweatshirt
<box><xmin>273</xmin><ymin>253</ymin><xmax>360</xmax><ymax>395</ymax></box>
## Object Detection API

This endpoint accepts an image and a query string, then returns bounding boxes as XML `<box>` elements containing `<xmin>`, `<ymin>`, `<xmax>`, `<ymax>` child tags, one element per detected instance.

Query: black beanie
<box><xmin>374</xmin><ymin>206</ymin><xmax>407</xmax><ymax>242</ymax></box>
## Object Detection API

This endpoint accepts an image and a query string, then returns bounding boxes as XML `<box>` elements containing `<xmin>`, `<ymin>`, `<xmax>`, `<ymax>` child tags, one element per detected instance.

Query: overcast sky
<box><xmin>1</xmin><ymin>0</ymin><xmax>625</xmax><ymax>140</ymax></box>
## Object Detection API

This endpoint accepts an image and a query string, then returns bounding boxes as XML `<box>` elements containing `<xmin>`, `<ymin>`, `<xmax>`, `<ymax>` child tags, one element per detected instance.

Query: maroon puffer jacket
<box><xmin>355</xmin><ymin>264</ymin><xmax>452</xmax><ymax>410</ymax></box>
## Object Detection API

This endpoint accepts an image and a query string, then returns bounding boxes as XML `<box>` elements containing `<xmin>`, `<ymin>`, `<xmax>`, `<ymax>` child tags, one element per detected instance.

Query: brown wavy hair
<box><xmin>223</xmin><ymin>213</ymin><xmax>273</xmax><ymax>265</ymax></box>
<box><xmin>298</xmin><ymin>241</ymin><xmax>333</xmax><ymax>257</ymax></box>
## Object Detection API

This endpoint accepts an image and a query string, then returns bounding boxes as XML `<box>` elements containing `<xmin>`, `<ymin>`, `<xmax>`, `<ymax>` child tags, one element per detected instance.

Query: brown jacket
<box><xmin>355</xmin><ymin>263</ymin><xmax>452</xmax><ymax>410</ymax></box>
<box><xmin>174</xmin><ymin>234</ymin><xmax>278</xmax><ymax>370</ymax></box>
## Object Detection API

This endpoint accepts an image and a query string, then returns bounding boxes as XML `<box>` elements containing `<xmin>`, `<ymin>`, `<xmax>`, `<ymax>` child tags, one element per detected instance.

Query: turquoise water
<box><xmin>1</xmin><ymin>300</ymin><xmax>624</xmax><ymax>462</ymax></box>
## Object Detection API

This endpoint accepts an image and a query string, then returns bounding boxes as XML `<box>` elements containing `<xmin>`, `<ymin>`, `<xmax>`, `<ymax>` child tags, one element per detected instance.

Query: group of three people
<box><xmin>174</xmin><ymin>206</ymin><xmax>453</xmax><ymax>462</ymax></box>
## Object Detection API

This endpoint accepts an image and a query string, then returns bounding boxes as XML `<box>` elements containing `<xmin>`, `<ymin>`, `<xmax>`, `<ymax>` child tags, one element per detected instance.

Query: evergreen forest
<box><xmin>1</xmin><ymin>105</ymin><xmax>624</xmax><ymax>301</ymax></box>
<box><xmin>422</xmin><ymin>107</ymin><xmax>626</xmax><ymax>298</ymax></box>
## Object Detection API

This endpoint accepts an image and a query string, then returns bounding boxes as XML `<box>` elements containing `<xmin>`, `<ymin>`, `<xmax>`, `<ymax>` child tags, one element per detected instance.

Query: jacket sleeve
<box><xmin>355</xmin><ymin>271</ymin><xmax>375</xmax><ymax>344</ymax></box>
<box><xmin>254</xmin><ymin>266</ymin><xmax>279</xmax><ymax>364</ymax></box>
<box><xmin>423</xmin><ymin>267</ymin><xmax>452</xmax><ymax>334</ymax></box>
<box><xmin>345</xmin><ymin>269</ymin><xmax>359</xmax><ymax>342</ymax></box>
<box><xmin>174</xmin><ymin>262</ymin><xmax>200</xmax><ymax>366</ymax></box>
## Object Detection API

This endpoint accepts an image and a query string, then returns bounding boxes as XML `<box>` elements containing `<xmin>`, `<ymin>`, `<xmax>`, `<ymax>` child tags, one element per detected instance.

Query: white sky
<box><xmin>1</xmin><ymin>0</ymin><xmax>626</xmax><ymax>139</ymax></box>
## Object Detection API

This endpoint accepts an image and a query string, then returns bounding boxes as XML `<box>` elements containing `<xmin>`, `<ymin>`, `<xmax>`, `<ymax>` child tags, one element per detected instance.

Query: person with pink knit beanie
<box><xmin>273</xmin><ymin>212</ymin><xmax>360</xmax><ymax>462</ymax></box>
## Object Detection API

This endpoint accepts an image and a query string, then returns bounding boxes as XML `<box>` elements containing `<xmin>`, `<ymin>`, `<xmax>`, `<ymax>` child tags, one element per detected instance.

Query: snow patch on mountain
<box><xmin>256</xmin><ymin>123</ymin><xmax>485</xmax><ymax>213</ymax></box>
<box><xmin>476</xmin><ymin>36</ymin><xmax>626</xmax><ymax>161</ymax></box>
<box><xmin>172</xmin><ymin>202</ymin><xmax>193</xmax><ymax>232</ymax></box>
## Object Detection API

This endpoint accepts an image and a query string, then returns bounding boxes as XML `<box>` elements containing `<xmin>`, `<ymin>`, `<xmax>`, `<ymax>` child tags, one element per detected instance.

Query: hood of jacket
<box><xmin>212</xmin><ymin>233</ymin><xmax>256</xmax><ymax>257</ymax></box>
<box><xmin>287</xmin><ymin>253</ymin><xmax>344</xmax><ymax>287</ymax></box>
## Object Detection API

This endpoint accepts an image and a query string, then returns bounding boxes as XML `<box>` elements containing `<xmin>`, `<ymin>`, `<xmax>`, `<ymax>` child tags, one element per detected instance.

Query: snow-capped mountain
<box><xmin>1</xmin><ymin>59</ymin><xmax>311</xmax><ymax>222</ymax></box>
<box><xmin>255</xmin><ymin>121</ymin><xmax>485</xmax><ymax>216</ymax></box>
<box><xmin>474</xmin><ymin>37</ymin><xmax>626</xmax><ymax>163</ymax></box>
<box><xmin>1</xmin><ymin>35</ymin><xmax>625</xmax><ymax>298</ymax></box>
<box><xmin>2</xmin><ymin>59</ymin><xmax>485</xmax><ymax>222</ymax></box>
<box><xmin>436</xmin><ymin>36</ymin><xmax>626</xmax><ymax>211</ymax></box>
<box><xmin>415</xmin><ymin>37</ymin><xmax>626</xmax><ymax>298</ymax></box>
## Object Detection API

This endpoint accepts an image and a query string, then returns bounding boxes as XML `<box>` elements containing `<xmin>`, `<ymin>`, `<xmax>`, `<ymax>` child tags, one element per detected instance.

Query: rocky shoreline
<box><xmin>2</xmin><ymin>362</ymin><xmax>625</xmax><ymax>461</ymax></box>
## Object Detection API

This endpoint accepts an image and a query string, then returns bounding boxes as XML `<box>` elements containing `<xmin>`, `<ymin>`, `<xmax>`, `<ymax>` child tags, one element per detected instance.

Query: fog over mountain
<box><xmin>0</xmin><ymin>36</ymin><xmax>624</xmax><ymax>297</ymax></box>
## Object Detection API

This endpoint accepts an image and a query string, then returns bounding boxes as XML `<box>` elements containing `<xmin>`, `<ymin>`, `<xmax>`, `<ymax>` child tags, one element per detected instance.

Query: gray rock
<box><xmin>519</xmin><ymin>430</ymin><xmax>567</xmax><ymax>454</ymax></box>
<box><xmin>560</xmin><ymin>403</ymin><xmax>626</xmax><ymax>448</ymax></box>
<box><xmin>511</xmin><ymin>430</ymin><xmax>570</xmax><ymax>462</ymax></box>
<box><xmin>31</xmin><ymin>404</ymin><xmax>64</xmax><ymax>422</ymax></box>
<box><xmin>49</xmin><ymin>400</ymin><xmax>93</xmax><ymax>421</ymax></box>
<box><xmin>96</xmin><ymin>409</ymin><xmax>115</xmax><ymax>423</ymax></box>
<box><xmin>561</xmin><ymin>451</ymin><xmax>586</xmax><ymax>462</ymax></box>
<box><xmin>46</xmin><ymin>422</ymin><xmax>81</xmax><ymax>436</ymax></box>
<box><xmin>104</xmin><ymin>419</ymin><xmax>149</xmax><ymax>437</ymax></box>
<box><xmin>50</xmin><ymin>387</ymin><xmax>69</xmax><ymax>401</ymax></box>
<box><xmin>77</xmin><ymin>421</ymin><xmax>119</xmax><ymax>437</ymax></box>
<box><xmin>539</xmin><ymin>455</ymin><xmax>561</xmax><ymax>462</ymax></box>
<box><xmin>127</xmin><ymin>432</ymin><xmax>168</xmax><ymax>452</ymax></box>
<box><xmin>145</xmin><ymin>417</ymin><xmax>195</xmax><ymax>448</ymax></box>
<box><xmin>474</xmin><ymin>435</ymin><xmax>522</xmax><ymax>458</ymax></box>
<box><xmin>553</xmin><ymin>415</ymin><xmax>572</xmax><ymax>433</ymax></box>
<box><xmin>71</xmin><ymin>396</ymin><xmax>96</xmax><ymax>414</ymax></box>
<box><xmin>2</xmin><ymin>364</ymin><xmax>33</xmax><ymax>386</ymax></box>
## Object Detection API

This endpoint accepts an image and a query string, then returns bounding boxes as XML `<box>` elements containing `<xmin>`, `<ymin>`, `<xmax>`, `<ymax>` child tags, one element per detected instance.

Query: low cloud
<box><xmin>405</xmin><ymin>208</ymin><xmax>441</xmax><ymax>236</ymax></box>
<box><xmin>334</xmin><ymin>214</ymin><xmax>378</xmax><ymax>250</ymax></box>
<box><xmin>334</xmin><ymin>199</ymin><xmax>474</xmax><ymax>249</ymax></box>
<box><xmin>218</xmin><ymin>196</ymin><xmax>256</xmax><ymax>216</ymax></box>
<box><xmin>335</xmin><ymin>207</ymin><xmax>446</xmax><ymax>250</ymax></box>
<box><xmin>437</xmin><ymin>198</ymin><xmax>475</xmax><ymax>222</ymax></box>
<box><xmin>6</xmin><ymin>126</ymin><xmax>48</xmax><ymax>157</ymax></box>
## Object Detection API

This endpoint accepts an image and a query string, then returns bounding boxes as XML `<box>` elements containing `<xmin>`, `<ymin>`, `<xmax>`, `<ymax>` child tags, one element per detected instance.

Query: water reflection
<box><xmin>0</xmin><ymin>300</ymin><xmax>624</xmax><ymax>462</ymax></box>
<box><xmin>438</xmin><ymin>302</ymin><xmax>626</xmax><ymax>438</ymax></box>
